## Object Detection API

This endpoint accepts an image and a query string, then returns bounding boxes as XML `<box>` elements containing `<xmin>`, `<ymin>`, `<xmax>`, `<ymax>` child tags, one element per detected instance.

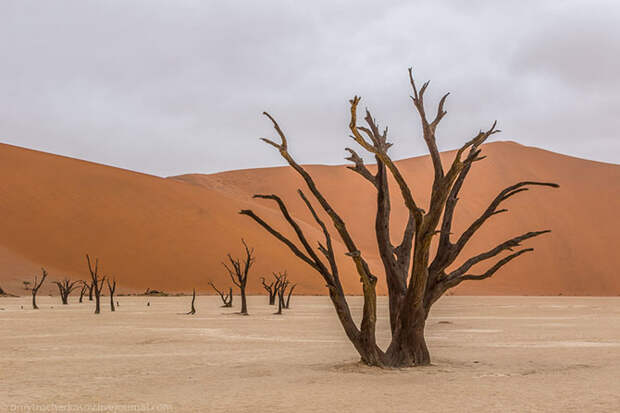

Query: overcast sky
<box><xmin>1</xmin><ymin>0</ymin><xmax>618</xmax><ymax>176</ymax></box>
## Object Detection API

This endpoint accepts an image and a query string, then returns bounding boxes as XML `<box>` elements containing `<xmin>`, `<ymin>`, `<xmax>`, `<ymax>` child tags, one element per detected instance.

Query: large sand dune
<box><xmin>0</xmin><ymin>141</ymin><xmax>618</xmax><ymax>295</ymax></box>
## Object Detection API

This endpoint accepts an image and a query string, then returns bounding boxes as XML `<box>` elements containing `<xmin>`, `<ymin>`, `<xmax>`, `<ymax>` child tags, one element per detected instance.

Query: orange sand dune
<box><xmin>0</xmin><ymin>141</ymin><xmax>618</xmax><ymax>296</ymax></box>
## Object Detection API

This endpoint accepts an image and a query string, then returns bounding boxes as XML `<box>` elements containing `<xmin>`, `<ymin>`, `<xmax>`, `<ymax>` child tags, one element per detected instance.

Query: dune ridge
<box><xmin>0</xmin><ymin>141</ymin><xmax>617</xmax><ymax>296</ymax></box>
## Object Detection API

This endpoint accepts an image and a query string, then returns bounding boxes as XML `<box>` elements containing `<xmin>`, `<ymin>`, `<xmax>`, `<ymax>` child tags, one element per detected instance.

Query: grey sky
<box><xmin>1</xmin><ymin>0</ymin><xmax>618</xmax><ymax>176</ymax></box>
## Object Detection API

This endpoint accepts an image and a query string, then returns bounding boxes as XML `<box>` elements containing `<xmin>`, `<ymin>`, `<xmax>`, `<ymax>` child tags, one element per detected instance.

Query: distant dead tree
<box><xmin>186</xmin><ymin>288</ymin><xmax>197</xmax><ymax>315</ymax></box>
<box><xmin>53</xmin><ymin>278</ymin><xmax>81</xmax><ymax>305</ymax></box>
<box><xmin>106</xmin><ymin>278</ymin><xmax>117</xmax><ymax>312</ymax></box>
<box><xmin>31</xmin><ymin>268</ymin><xmax>48</xmax><ymax>310</ymax></box>
<box><xmin>78</xmin><ymin>281</ymin><xmax>88</xmax><ymax>303</ymax></box>
<box><xmin>273</xmin><ymin>272</ymin><xmax>289</xmax><ymax>315</ymax></box>
<box><xmin>208</xmin><ymin>281</ymin><xmax>233</xmax><ymax>307</ymax></box>
<box><xmin>284</xmin><ymin>283</ymin><xmax>296</xmax><ymax>309</ymax></box>
<box><xmin>240</xmin><ymin>68</ymin><xmax>558</xmax><ymax>367</ymax></box>
<box><xmin>86</xmin><ymin>254</ymin><xmax>106</xmax><ymax>314</ymax></box>
<box><xmin>222</xmin><ymin>239</ymin><xmax>255</xmax><ymax>315</ymax></box>
<box><xmin>260</xmin><ymin>276</ymin><xmax>279</xmax><ymax>305</ymax></box>
<box><xmin>272</xmin><ymin>272</ymin><xmax>297</xmax><ymax>313</ymax></box>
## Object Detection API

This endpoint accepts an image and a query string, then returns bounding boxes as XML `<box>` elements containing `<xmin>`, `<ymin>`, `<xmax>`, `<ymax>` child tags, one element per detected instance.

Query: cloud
<box><xmin>0</xmin><ymin>0</ymin><xmax>618</xmax><ymax>176</ymax></box>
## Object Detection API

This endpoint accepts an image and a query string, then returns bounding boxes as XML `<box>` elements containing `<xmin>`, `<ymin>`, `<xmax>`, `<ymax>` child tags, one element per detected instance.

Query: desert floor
<box><xmin>1</xmin><ymin>295</ymin><xmax>619</xmax><ymax>412</ymax></box>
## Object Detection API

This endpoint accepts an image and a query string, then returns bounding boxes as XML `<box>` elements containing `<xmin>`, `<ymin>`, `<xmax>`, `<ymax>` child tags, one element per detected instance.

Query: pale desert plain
<box><xmin>1</xmin><ymin>295</ymin><xmax>619</xmax><ymax>412</ymax></box>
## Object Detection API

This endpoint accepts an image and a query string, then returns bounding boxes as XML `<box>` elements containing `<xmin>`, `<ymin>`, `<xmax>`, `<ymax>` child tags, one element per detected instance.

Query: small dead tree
<box><xmin>260</xmin><ymin>276</ymin><xmax>279</xmax><ymax>305</ymax></box>
<box><xmin>208</xmin><ymin>281</ymin><xmax>233</xmax><ymax>307</ymax></box>
<box><xmin>106</xmin><ymin>278</ymin><xmax>117</xmax><ymax>312</ymax></box>
<box><xmin>284</xmin><ymin>283</ymin><xmax>296</xmax><ymax>309</ymax></box>
<box><xmin>31</xmin><ymin>268</ymin><xmax>48</xmax><ymax>310</ymax></box>
<box><xmin>86</xmin><ymin>254</ymin><xmax>106</xmax><ymax>314</ymax></box>
<box><xmin>78</xmin><ymin>281</ymin><xmax>88</xmax><ymax>303</ymax></box>
<box><xmin>222</xmin><ymin>239</ymin><xmax>255</xmax><ymax>315</ymax></box>
<box><xmin>274</xmin><ymin>272</ymin><xmax>289</xmax><ymax>315</ymax></box>
<box><xmin>53</xmin><ymin>278</ymin><xmax>81</xmax><ymax>305</ymax></box>
<box><xmin>240</xmin><ymin>68</ymin><xmax>558</xmax><ymax>367</ymax></box>
<box><xmin>186</xmin><ymin>288</ymin><xmax>197</xmax><ymax>315</ymax></box>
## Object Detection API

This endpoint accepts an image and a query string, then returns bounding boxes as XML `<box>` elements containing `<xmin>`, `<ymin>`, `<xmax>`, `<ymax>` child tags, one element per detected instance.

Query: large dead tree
<box><xmin>106</xmin><ymin>278</ymin><xmax>117</xmax><ymax>312</ymax></box>
<box><xmin>208</xmin><ymin>281</ymin><xmax>233</xmax><ymax>307</ymax></box>
<box><xmin>31</xmin><ymin>268</ymin><xmax>48</xmax><ymax>310</ymax></box>
<box><xmin>260</xmin><ymin>276</ymin><xmax>279</xmax><ymax>305</ymax></box>
<box><xmin>86</xmin><ymin>254</ymin><xmax>106</xmax><ymax>314</ymax></box>
<box><xmin>222</xmin><ymin>239</ymin><xmax>255</xmax><ymax>315</ymax></box>
<box><xmin>87</xmin><ymin>280</ymin><xmax>94</xmax><ymax>301</ymax></box>
<box><xmin>53</xmin><ymin>278</ymin><xmax>81</xmax><ymax>305</ymax></box>
<box><xmin>240</xmin><ymin>68</ymin><xmax>558</xmax><ymax>367</ymax></box>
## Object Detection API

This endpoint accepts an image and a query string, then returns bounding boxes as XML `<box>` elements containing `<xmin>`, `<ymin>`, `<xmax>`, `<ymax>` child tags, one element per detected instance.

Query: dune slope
<box><xmin>0</xmin><ymin>141</ymin><xmax>618</xmax><ymax>296</ymax></box>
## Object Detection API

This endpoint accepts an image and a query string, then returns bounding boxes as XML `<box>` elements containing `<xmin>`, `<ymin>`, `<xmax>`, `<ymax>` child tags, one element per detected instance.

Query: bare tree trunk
<box><xmin>107</xmin><ymin>278</ymin><xmax>117</xmax><ymax>312</ymax></box>
<box><xmin>88</xmin><ymin>281</ymin><xmax>94</xmax><ymax>301</ymax></box>
<box><xmin>284</xmin><ymin>284</ymin><xmax>296</xmax><ymax>309</ymax></box>
<box><xmin>54</xmin><ymin>278</ymin><xmax>80</xmax><ymax>305</ymax></box>
<box><xmin>86</xmin><ymin>254</ymin><xmax>106</xmax><ymax>314</ymax></box>
<box><xmin>79</xmin><ymin>283</ymin><xmax>87</xmax><ymax>303</ymax></box>
<box><xmin>31</xmin><ymin>268</ymin><xmax>48</xmax><ymax>310</ymax></box>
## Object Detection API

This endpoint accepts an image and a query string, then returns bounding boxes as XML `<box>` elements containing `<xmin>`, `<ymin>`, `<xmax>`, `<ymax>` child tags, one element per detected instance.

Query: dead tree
<box><xmin>78</xmin><ymin>281</ymin><xmax>88</xmax><ymax>303</ymax></box>
<box><xmin>273</xmin><ymin>272</ymin><xmax>289</xmax><ymax>315</ymax></box>
<box><xmin>208</xmin><ymin>281</ymin><xmax>233</xmax><ymax>307</ymax></box>
<box><xmin>260</xmin><ymin>276</ymin><xmax>280</xmax><ymax>305</ymax></box>
<box><xmin>284</xmin><ymin>283</ymin><xmax>296</xmax><ymax>309</ymax></box>
<box><xmin>240</xmin><ymin>68</ymin><xmax>559</xmax><ymax>367</ymax></box>
<box><xmin>186</xmin><ymin>288</ymin><xmax>197</xmax><ymax>314</ymax></box>
<box><xmin>106</xmin><ymin>278</ymin><xmax>117</xmax><ymax>312</ymax></box>
<box><xmin>86</xmin><ymin>254</ymin><xmax>106</xmax><ymax>314</ymax></box>
<box><xmin>222</xmin><ymin>239</ymin><xmax>255</xmax><ymax>315</ymax></box>
<box><xmin>53</xmin><ymin>278</ymin><xmax>81</xmax><ymax>304</ymax></box>
<box><xmin>31</xmin><ymin>268</ymin><xmax>48</xmax><ymax>309</ymax></box>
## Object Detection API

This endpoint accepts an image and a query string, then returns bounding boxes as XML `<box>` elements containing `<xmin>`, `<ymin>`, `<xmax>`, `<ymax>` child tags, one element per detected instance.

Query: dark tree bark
<box><xmin>78</xmin><ymin>282</ymin><xmax>88</xmax><ymax>303</ymax></box>
<box><xmin>186</xmin><ymin>288</ymin><xmax>197</xmax><ymax>315</ymax></box>
<box><xmin>207</xmin><ymin>281</ymin><xmax>233</xmax><ymax>307</ymax></box>
<box><xmin>31</xmin><ymin>268</ymin><xmax>48</xmax><ymax>310</ymax></box>
<box><xmin>53</xmin><ymin>278</ymin><xmax>81</xmax><ymax>305</ymax></box>
<box><xmin>260</xmin><ymin>276</ymin><xmax>279</xmax><ymax>305</ymax></box>
<box><xmin>106</xmin><ymin>278</ymin><xmax>117</xmax><ymax>312</ymax></box>
<box><xmin>223</xmin><ymin>239</ymin><xmax>255</xmax><ymax>315</ymax></box>
<box><xmin>240</xmin><ymin>68</ymin><xmax>559</xmax><ymax>367</ymax></box>
<box><xmin>86</xmin><ymin>254</ymin><xmax>106</xmax><ymax>314</ymax></box>
<box><xmin>87</xmin><ymin>281</ymin><xmax>94</xmax><ymax>301</ymax></box>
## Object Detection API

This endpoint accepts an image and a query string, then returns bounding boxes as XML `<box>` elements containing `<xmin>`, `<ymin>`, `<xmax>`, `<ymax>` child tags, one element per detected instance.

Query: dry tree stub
<box><xmin>86</xmin><ymin>254</ymin><xmax>106</xmax><ymax>314</ymax></box>
<box><xmin>186</xmin><ymin>288</ymin><xmax>197</xmax><ymax>315</ymax></box>
<box><xmin>208</xmin><ymin>281</ymin><xmax>233</xmax><ymax>307</ymax></box>
<box><xmin>240</xmin><ymin>68</ymin><xmax>559</xmax><ymax>367</ymax></box>
<box><xmin>53</xmin><ymin>278</ymin><xmax>81</xmax><ymax>305</ymax></box>
<box><xmin>106</xmin><ymin>278</ymin><xmax>117</xmax><ymax>312</ymax></box>
<box><xmin>222</xmin><ymin>239</ymin><xmax>255</xmax><ymax>315</ymax></box>
<box><xmin>31</xmin><ymin>268</ymin><xmax>48</xmax><ymax>310</ymax></box>
<box><xmin>260</xmin><ymin>276</ymin><xmax>278</xmax><ymax>305</ymax></box>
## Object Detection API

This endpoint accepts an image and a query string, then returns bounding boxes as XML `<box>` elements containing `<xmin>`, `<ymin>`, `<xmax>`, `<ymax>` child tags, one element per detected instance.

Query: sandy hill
<box><xmin>0</xmin><ymin>141</ymin><xmax>618</xmax><ymax>296</ymax></box>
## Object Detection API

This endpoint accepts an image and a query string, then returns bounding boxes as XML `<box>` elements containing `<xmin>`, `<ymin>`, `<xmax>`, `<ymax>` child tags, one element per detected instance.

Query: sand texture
<box><xmin>1</xmin><ymin>295</ymin><xmax>619</xmax><ymax>412</ymax></box>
